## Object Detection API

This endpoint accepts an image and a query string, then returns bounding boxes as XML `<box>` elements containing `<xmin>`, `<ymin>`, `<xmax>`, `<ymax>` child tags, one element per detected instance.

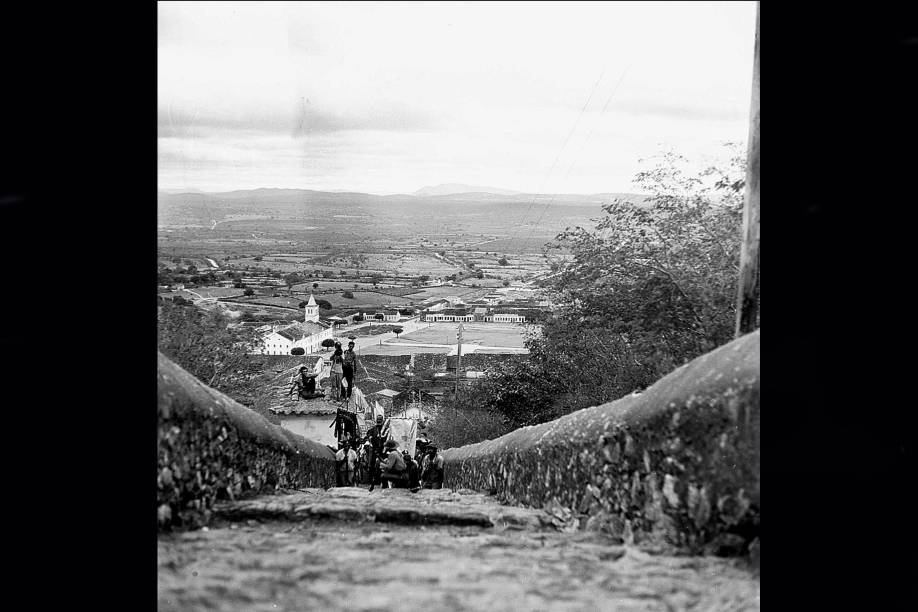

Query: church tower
<box><xmin>304</xmin><ymin>294</ymin><xmax>320</xmax><ymax>323</ymax></box>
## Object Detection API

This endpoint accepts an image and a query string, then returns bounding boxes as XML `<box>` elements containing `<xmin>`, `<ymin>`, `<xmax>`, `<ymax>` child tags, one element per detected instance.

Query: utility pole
<box><xmin>454</xmin><ymin>323</ymin><xmax>463</xmax><ymax>408</ymax></box>
<box><xmin>735</xmin><ymin>1</ymin><xmax>760</xmax><ymax>338</ymax></box>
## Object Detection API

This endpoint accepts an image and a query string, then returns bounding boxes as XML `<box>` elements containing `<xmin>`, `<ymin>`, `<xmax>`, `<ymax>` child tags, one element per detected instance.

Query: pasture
<box><xmin>399</xmin><ymin>323</ymin><xmax>528</xmax><ymax>348</ymax></box>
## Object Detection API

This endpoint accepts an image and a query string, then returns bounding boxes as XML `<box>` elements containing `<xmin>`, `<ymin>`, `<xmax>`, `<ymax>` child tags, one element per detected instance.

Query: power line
<box><xmin>518</xmin><ymin>65</ymin><xmax>632</xmax><ymax>255</ymax></box>
<box><xmin>506</xmin><ymin>70</ymin><xmax>607</xmax><ymax>247</ymax></box>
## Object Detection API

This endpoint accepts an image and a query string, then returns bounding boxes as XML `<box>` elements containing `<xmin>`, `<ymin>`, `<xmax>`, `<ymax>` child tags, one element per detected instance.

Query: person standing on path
<box><xmin>328</xmin><ymin>346</ymin><xmax>344</xmax><ymax>401</ymax></box>
<box><xmin>420</xmin><ymin>444</ymin><xmax>444</xmax><ymax>489</ymax></box>
<box><xmin>334</xmin><ymin>443</ymin><xmax>349</xmax><ymax>487</ymax></box>
<box><xmin>345</xmin><ymin>442</ymin><xmax>358</xmax><ymax>486</ymax></box>
<box><xmin>342</xmin><ymin>341</ymin><xmax>358</xmax><ymax>402</ymax></box>
<box><xmin>364</xmin><ymin>415</ymin><xmax>386</xmax><ymax>491</ymax></box>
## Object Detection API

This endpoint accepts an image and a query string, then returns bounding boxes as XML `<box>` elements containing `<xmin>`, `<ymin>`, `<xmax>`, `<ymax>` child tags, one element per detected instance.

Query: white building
<box><xmin>254</xmin><ymin>294</ymin><xmax>335</xmax><ymax>355</ymax></box>
<box><xmin>487</xmin><ymin>312</ymin><xmax>526</xmax><ymax>323</ymax></box>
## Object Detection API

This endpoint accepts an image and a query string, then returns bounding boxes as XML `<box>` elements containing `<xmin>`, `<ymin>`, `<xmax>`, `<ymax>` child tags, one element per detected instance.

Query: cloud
<box><xmin>612</xmin><ymin>99</ymin><xmax>747</xmax><ymax>123</ymax></box>
<box><xmin>158</xmin><ymin>100</ymin><xmax>436</xmax><ymax>139</ymax></box>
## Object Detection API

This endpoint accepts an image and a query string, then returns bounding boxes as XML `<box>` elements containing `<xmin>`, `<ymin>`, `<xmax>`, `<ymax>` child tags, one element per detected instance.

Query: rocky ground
<box><xmin>158</xmin><ymin>488</ymin><xmax>760</xmax><ymax>611</ymax></box>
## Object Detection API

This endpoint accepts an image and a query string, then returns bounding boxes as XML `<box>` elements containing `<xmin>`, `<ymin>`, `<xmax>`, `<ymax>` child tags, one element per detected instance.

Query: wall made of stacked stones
<box><xmin>442</xmin><ymin>331</ymin><xmax>760</xmax><ymax>556</ymax></box>
<box><xmin>158</xmin><ymin>352</ymin><xmax>336</xmax><ymax>529</ymax></box>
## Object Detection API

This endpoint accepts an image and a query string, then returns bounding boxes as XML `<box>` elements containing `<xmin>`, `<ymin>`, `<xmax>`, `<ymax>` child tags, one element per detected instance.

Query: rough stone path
<box><xmin>158</xmin><ymin>488</ymin><xmax>760</xmax><ymax>612</ymax></box>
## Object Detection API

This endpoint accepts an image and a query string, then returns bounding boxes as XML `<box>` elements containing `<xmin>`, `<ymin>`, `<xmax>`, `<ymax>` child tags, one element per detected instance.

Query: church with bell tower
<box><xmin>252</xmin><ymin>293</ymin><xmax>334</xmax><ymax>355</ymax></box>
<box><xmin>304</xmin><ymin>294</ymin><xmax>320</xmax><ymax>323</ymax></box>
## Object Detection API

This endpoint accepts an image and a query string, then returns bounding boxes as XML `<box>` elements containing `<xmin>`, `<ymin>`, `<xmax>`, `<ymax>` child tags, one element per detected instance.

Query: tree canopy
<box><xmin>459</xmin><ymin>145</ymin><xmax>748</xmax><ymax>431</ymax></box>
<box><xmin>157</xmin><ymin>301</ymin><xmax>257</xmax><ymax>390</ymax></box>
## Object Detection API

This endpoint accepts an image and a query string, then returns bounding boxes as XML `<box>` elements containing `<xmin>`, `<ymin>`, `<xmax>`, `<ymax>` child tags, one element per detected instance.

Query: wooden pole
<box><xmin>735</xmin><ymin>2</ymin><xmax>760</xmax><ymax>338</ymax></box>
<box><xmin>454</xmin><ymin>323</ymin><xmax>463</xmax><ymax>403</ymax></box>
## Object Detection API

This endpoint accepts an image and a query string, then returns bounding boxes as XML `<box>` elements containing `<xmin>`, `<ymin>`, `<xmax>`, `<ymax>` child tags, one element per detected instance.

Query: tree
<box><xmin>313</xmin><ymin>282</ymin><xmax>319</xmax><ymax>290</ymax></box>
<box><xmin>342</xmin><ymin>290</ymin><xmax>355</xmax><ymax>299</ymax></box>
<box><xmin>543</xmin><ymin>145</ymin><xmax>745</xmax><ymax>374</ymax></box>
<box><xmin>393</xmin><ymin>327</ymin><xmax>404</xmax><ymax>338</ymax></box>
<box><xmin>371</xmin><ymin>274</ymin><xmax>383</xmax><ymax>287</ymax></box>
<box><xmin>290</xmin><ymin>347</ymin><xmax>305</xmax><ymax>356</ymax></box>
<box><xmin>476</xmin><ymin>270</ymin><xmax>484</xmax><ymax>279</ymax></box>
<box><xmin>502</xmin><ymin>280</ymin><xmax>510</xmax><ymax>287</ymax></box>
<box><xmin>498</xmin><ymin>256</ymin><xmax>509</xmax><ymax>266</ymax></box>
<box><xmin>299</xmin><ymin>301</ymin><xmax>308</xmax><ymax>309</ymax></box>
<box><xmin>451</xmin><ymin>145</ymin><xmax>746</xmax><ymax>430</ymax></box>
<box><xmin>158</xmin><ymin>300</ymin><xmax>258</xmax><ymax>389</ymax></box>
<box><xmin>284</xmin><ymin>272</ymin><xmax>301</xmax><ymax>295</ymax></box>
<box><xmin>418</xmin><ymin>275</ymin><xmax>430</xmax><ymax>283</ymax></box>
<box><xmin>316</xmin><ymin>299</ymin><xmax>333</xmax><ymax>310</ymax></box>
<box><xmin>253</xmin><ymin>256</ymin><xmax>262</xmax><ymax>262</ymax></box>
<box><xmin>321</xmin><ymin>338</ymin><xmax>336</xmax><ymax>350</ymax></box>
<box><xmin>243</xmin><ymin>288</ymin><xmax>255</xmax><ymax>296</ymax></box>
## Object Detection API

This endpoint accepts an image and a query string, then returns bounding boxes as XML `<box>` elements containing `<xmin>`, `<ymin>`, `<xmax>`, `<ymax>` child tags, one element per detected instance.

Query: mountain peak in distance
<box><xmin>413</xmin><ymin>183</ymin><xmax>523</xmax><ymax>197</ymax></box>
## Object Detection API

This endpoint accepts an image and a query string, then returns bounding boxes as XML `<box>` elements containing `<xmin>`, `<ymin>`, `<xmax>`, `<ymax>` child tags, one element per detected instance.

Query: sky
<box><xmin>158</xmin><ymin>1</ymin><xmax>756</xmax><ymax>195</ymax></box>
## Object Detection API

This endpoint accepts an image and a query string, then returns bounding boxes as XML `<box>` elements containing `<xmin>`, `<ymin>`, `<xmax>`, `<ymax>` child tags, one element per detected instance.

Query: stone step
<box><xmin>212</xmin><ymin>487</ymin><xmax>553</xmax><ymax>531</ymax></box>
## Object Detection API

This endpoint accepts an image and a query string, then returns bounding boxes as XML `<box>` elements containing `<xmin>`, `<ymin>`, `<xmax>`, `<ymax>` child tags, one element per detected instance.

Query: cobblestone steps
<box><xmin>159</xmin><ymin>488</ymin><xmax>760</xmax><ymax>611</ymax></box>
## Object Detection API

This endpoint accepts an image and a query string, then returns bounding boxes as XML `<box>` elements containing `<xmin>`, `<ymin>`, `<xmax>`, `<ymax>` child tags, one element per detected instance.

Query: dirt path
<box><xmin>158</xmin><ymin>488</ymin><xmax>759</xmax><ymax>611</ymax></box>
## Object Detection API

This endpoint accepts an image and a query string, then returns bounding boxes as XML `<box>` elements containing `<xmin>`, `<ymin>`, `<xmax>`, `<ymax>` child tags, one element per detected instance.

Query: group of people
<box><xmin>328</xmin><ymin>340</ymin><xmax>358</xmax><ymax>402</ymax></box>
<box><xmin>334</xmin><ymin>415</ymin><xmax>444</xmax><ymax>491</ymax></box>
<box><xmin>288</xmin><ymin>340</ymin><xmax>359</xmax><ymax>403</ymax></box>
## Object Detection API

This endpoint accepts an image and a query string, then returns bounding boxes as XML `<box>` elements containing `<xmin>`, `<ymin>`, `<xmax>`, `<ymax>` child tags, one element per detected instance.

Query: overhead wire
<box><xmin>518</xmin><ymin>65</ymin><xmax>631</xmax><ymax>254</ymax></box>
<box><xmin>505</xmin><ymin>70</ymin><xmax>607</xmax><ymax>249</ymax></box>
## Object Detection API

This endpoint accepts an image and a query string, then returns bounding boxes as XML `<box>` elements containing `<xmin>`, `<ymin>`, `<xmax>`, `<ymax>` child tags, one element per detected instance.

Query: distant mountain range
<box><xmin>413</xmin><ymin>183</ymin><xmax>523</xmax><ymax>197</ymax></box>
<box><xmin>158</xmin><ymin>187</ymin><xmax>647</xmax><ymax>205</ymax></box>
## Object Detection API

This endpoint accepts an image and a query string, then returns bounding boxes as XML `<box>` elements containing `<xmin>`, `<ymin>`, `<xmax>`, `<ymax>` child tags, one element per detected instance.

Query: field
<box><xmin>399</xmin><ymin>323</ymin><xmax>528</xmax><ymax>348</ymax></box>
<box><xmin>320</xmin><ymin>291</ymin><xmax>416</xmax><ymax>309</ymax></box>
<box><xmin>357</xmin><ymin>344</ymin><xmax>452</xmax><ymax>356</ymax></box>
<box><xmin>403</xmin><ymin>286</ymin><xmax>490</xmax><ymax>301</ymax></box>
<box><xmin>187</xmin><ymin>287</ymin><xmax>246</xmax><ymax>299</ymax></box>
<box><xmin>292</xmin><ymin>280</ymin><xmax>396</xmax><ymax>292</ymax></box>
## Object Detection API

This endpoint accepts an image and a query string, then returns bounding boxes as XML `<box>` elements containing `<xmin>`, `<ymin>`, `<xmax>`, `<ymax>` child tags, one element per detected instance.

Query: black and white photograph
<box><xmin>157</xmin><ymin>1</ymin><xmax>760</xmax><ymax>609</ymax></box>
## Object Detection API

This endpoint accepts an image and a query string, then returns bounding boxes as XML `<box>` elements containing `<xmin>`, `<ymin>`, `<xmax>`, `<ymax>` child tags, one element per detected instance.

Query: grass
<box><xmin>399</xmin><ymin>323</ymin><xmax>528</xmax><ymax>348</ymax></box>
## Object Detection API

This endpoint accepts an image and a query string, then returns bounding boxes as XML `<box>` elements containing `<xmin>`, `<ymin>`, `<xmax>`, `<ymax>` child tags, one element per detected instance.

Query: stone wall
<box><xmin>158</xmin><ymin>352</ymin><xmax>337</xmax><ymax>529</ymax></box>
<box><xmin>442</xmin><ymin>331</ymin><xmax>760</xmax><ymax>556</ymax></box>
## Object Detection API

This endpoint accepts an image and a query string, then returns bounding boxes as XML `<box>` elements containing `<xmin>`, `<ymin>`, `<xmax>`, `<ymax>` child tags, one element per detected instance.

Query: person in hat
<box><xmin>420</xmin><ymin>443</ymin><xmax>444</xmax><ymax>489</ymax></box>
<box><xmin>379</xmin><ymin>439</ymin><xmax>408</xmax><ymax>488</ymax></box>
<box><xmin>364</xmin><ymin>415</ymin><xmax>386</xmax><ymax>490</ymax></box>
<box><xmin>403</xmin><ymin>449</ymin><xmax>421</xmax><ymax>490</ymax></box>
<box><xmin>341</xmin><ymin>340</ymin><xmax>358</xmax><ymax>401</ymax></box>
<box><xmin>289</xmin><ymin>367</ymin><xmax>323</xmax><ymax>400</ymax></box>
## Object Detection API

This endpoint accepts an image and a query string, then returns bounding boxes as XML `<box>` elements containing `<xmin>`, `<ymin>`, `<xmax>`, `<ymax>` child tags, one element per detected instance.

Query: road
<box><xmin>158</xmin><ymin>487</ymin><xmax>760</xmax><ymax>612</ymax></box>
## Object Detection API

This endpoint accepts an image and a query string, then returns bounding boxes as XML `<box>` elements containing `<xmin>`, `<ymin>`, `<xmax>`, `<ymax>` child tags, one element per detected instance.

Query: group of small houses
<box><xmin>252</xmin><ymin>294</ymin><xmax>529</xmax><ymax>356</ymax></box>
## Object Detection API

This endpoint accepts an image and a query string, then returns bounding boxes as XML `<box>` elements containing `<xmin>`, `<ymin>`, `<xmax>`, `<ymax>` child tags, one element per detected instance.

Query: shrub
<box><xmin>342</xmin><ymin>291</ymin><xmax>355</xmax><ymax>299</ymax></box>
<box><xmin>243</xmin><ymin>288</ymin><xmax>255</xmax><ymax>296</ymax></box>
<box><xmin>290</xmin><ymin>347</ymin><xmax>305</xmax><ymax>356</ymax></box>
<box><xmin>321</xmin><ymin>338</ymin><xmax>336</xmax><ymax>349</ymax></box>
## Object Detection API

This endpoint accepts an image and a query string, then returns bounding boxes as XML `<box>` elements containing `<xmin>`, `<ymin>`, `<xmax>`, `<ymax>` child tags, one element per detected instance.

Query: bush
<box><xmin>342</xmin><ymin>291</ymin><xmax>355</xmax><ymax>299</ymax></box>
<box><xmin>316</xmin><ymin>299</ymin><xmax>333</xmax><ymax>310</ymax></box>
<box><xmin>290</xmin><ymin>347</ymin><xmax>305</xmax><ymax>356</ymax></box>
<box><xmin>243</xmin><ymin>288</ymin><xmax>255</xmax><ymax>296</ymax></box>
<box><xmin>321</xmin><ymin>338</ymin><xmax>336</xmax><ymax>349</ymax></box>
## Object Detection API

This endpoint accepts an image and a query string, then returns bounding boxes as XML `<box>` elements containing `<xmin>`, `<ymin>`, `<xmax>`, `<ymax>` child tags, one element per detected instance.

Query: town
<box><xmin>157</xmin><ymin>232</ymin><xmax>550</xmax><ymax>454</ymax></box>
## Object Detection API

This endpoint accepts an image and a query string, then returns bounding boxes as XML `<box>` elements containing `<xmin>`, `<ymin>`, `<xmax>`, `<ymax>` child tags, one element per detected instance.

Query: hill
<box><xmin>413</xmin><ymin>183</ymin><xmax>523</xmax><ymax>197</ymax></box>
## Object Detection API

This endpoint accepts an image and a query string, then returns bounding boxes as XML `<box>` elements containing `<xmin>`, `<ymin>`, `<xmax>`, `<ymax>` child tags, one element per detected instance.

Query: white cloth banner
<box><xmin>386</xmin><ymin>418</ymin><xmax>418</xmax><ymax>457</ymax></box>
